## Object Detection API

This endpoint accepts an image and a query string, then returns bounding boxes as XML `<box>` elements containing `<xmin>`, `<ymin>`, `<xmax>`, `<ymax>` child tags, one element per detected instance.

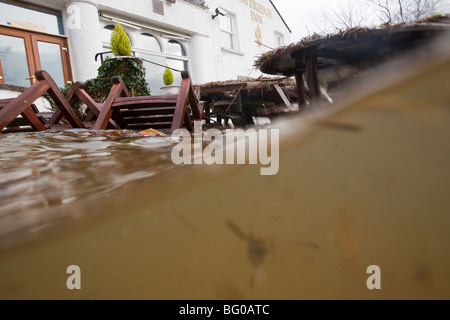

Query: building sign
<box><xmin>255</xmin><ymin>25</ymin><xmax>263</xmax><ymax>46</ymax></box>
<box><xmin>239</xmin><ymin>0</ymin><xmax>273</xmax><ymax>24</ymax></box>
<box><xmin>10</xmin><ymin>19</ymin><xmax>47</xmax><ymax>33</ymax></box>
<box><xmin>238</xmin><ymin>0</ymin><xmax>273</xmax><ymax>46</ymax></box>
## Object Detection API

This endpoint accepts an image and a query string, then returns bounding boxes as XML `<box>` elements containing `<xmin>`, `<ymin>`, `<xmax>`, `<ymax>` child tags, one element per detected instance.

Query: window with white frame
<box><xmin>275</xmin><ymin>32</ymin><xmax>284</xmax><ymax>47</ymax></box>
<box><xmin>0</xmin><ymin>0</ymin><xmax>64</xmax><ymax>35</ymax></box>
<box><xmin>165</xmin><ymin>40</ymin><xmax>188</xmax><ymax>85</ymax></box>
<box><xmin>135</xmin><ymin>33</ymin><xmax>164</xmax><ymax>95</ymax></box>
<box><xmin>219</xmin><ymin>14</ymin><xmax>235</xmax><ymax>51</ymax></box>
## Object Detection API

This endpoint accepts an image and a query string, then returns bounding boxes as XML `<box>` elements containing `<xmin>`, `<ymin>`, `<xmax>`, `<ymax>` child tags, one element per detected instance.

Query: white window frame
<box><xmin>99</xmin><ymin>20</ymin><xmax>190</xmax><ymax>95</ymax></box>
<box><xmin>219</xmin><ymin>11</ymin><xmax>240</xmax><ymax>53</ymax></box>
<box><xmin>275</xmin><ymin>31</ymin><xmax>284</xmax><ymax>47</ymax></box>
<box><xmin>100</xmin><ymin>22</ymin><xmax>189</xmax><ymax>62</ymax></box>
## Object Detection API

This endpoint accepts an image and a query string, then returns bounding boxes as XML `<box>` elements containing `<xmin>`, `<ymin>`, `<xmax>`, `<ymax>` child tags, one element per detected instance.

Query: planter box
<box><xmin>160</xmin><ymin>85</ymin><xmax>180</xmax><ymax>95</ymax></box>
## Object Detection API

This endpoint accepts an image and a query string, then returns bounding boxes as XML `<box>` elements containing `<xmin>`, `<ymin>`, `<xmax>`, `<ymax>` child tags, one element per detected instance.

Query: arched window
<box><xmin>134</xmin><ymin>34</ymin><xmax>189</xmax><ymax>95</ymax></box>
<box><xmin>135</xmin><ymin>33</ymin><xmax>165</xmax><ymax>95</ymax></box>
<box><xmin>98</xmin><ymin>26</ymin><xmax>190</xmax><ymax>95</ymax></box>
<box><xmin>166</xmin><ymin>40</ymin><xmax>186</xmax><ymax>57</ymax></box>
<box><xmin>165</xmin><ymin>40</ymin><xmax>188</xmax><ymax>89</ymax></box>
<box><xmin>135</xmin><ymin>33</ymin><xmax>161</xmax><ymax>53</ymax></box>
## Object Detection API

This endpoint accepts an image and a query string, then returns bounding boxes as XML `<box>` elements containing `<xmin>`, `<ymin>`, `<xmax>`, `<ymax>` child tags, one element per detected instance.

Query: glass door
<box><xmin>0</xmin><ymin>31</ymin><xmax>35</xmax><ymax>86</ymax></box>
<box><xmin>0</xmin><ymin>25</ymin><xmax>72</xmax><ymax>88</ymax></box>
<box><xmin>32</xmin><ymin>34</ymin><xmax>72</xmax><ymax>88</ymax></box>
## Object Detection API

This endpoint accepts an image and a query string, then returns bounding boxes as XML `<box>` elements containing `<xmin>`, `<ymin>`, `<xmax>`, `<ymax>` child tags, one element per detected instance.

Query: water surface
<box><xmin>0</xmin><ymin>129</ymin><xmax>176</xmax><ymax>245</ymax></box>
<box><xmin>0</xmin><ymin>43</ymin><xmax>449</xmax><ymax>300</ymax></box>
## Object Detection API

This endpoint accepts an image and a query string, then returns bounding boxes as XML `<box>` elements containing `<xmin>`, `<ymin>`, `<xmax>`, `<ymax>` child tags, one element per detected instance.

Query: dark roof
<box><xmin>255</xmin><ymin>16</ymin><xmax>450</xmax><ymax>76</ymax></box>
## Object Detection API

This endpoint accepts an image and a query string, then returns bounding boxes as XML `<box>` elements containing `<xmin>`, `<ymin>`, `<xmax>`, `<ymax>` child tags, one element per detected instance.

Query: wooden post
<box><xmin>171</xmin><ymin>71</ymin><xmax>202</xmax><ymax>132</ymax></box>
<box><xmin>172</xmin><ymin>72</ymin><xmax>191</xmax><ymax>132</ymax></box>
<box><xmin>295</xmin><ymin>72</ymin><xmax>308</xmax><ymax>108</ymax></box>
<box><xmin>93</xmin><ymin>76</ymin><xmax>129</xmax><ymax>130</ymax></box>
<box><xmin>306</xmin><ymin>55</ymin><xmax>320</xmax><ymax>100</ymax></box>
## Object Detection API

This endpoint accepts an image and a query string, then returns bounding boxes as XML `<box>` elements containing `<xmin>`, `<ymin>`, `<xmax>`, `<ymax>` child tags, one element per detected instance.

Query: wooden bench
<box><xmin>93</xmin><ymin>71</ymin><xmax>204</xmax><ymax>132</ymax></box>
<box><xmin>0</xmin><ymin>70</ymin><xmax>85</xmax><ymax>133</ymax></box>
<box><xmin>48</xmin><ymin>81</ymin><xmax>116</xmax><ymax>129</ymax></box>
<box><xmin>1</xmin><ymin>70</ymin><xmax>203</xmax><ymax>133</ymax></box>
<box><xmin>111</xmin><ymin>95</ymin><xmax>183</xmax><ymax>130</ymax></box>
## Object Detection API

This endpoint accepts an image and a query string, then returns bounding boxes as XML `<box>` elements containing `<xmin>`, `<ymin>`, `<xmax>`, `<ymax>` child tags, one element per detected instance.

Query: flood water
<box><xmin>0</xmin><ymin>129</ymin><xmax>177</xmax><ymax>245</ymax></box>
<box><xmin>0</xmin><ymin>42</ymin><xmax>449</xmax><ymax>300</ymax></box>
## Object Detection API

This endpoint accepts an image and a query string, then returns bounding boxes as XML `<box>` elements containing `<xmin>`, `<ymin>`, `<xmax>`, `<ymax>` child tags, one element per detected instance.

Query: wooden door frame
<box><xmin>0</xmin><ymin>25</ymin><xmax>73</xmax><ymax>87</ymax></box>
<box><xmin>0</xmin><ymin>58</ymin><xmax>4</xmax><ymax>84</ymax></box>
<box><xmin>0</xmin><ymin>26</ymin><xmax>37</xmax><ymax>85</ymax></box>
<box><xmin>31</xmin><ymin>33</ymin><xmax>73</xmax><ymax>86</ymax></box>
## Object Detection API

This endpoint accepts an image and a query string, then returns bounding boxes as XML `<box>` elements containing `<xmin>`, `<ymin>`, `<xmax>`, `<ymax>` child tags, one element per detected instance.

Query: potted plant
<box><xmin>82</xmin><ymin>22</ymin><xmax>150</xmax><ymax>101</ymax></box>
<box><xmin>161</xmin><ymin>65</ymin><xmax>180</xmax><ymax>95</ymax></box>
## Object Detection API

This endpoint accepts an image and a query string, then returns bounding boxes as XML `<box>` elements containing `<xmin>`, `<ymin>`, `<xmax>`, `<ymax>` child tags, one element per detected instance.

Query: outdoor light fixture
<box><xmin>212</xmin><ymin>8</ymin><xmax>227</xmax><ymax>19</ymax></box>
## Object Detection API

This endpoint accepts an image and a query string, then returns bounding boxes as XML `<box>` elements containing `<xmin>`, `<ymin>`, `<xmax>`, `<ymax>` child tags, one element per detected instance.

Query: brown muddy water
<box><xmin>0</xmin><ymin>41</ymin><xmax>450</xmax><ymax>300</ymax></box>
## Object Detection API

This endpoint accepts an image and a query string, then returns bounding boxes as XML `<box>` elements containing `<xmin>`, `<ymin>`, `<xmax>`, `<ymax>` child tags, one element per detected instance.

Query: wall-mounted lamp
<box><xmin>212</xmin><ymin>8</ymin><xmax>227</xmax><ymax>19</ymax></box>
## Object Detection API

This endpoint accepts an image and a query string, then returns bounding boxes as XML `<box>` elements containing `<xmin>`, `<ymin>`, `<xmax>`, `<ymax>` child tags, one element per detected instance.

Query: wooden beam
<box><xmin>305</xmin><ymin>55</ymin><xmax>320</xmax><ymax>100</ymax></box>
<box><xmin>273</xmin><ymin>84</ymin><xmax>292</xmax><ymax>108</ymax></box>
<box><xmin>0</xmin><ymin>80</ymin><xmax>49</xmax><ymax>131</ymax></box>
<box><xmin>172</xmin><ymin>72</ymin><xmax>191</xmax><ymax>132</ymax></box>
<box><xmin>35</xmin><ymin>71</ymin><xmax>85</xmax><ymax>129</ymax></box>
<box><xmin>49</xmin><ymin>81</ymin><xmax>83</xmax><ymax>125</ymax></box>
<box><xmin>295</xmin><ymin>73</ymin><xmax>308</xmax><ymax>108</ymax></box>
<box><xmin>22</xmin><ymin>106</ymin><xmax>46</xmax><ymax>131</ymax></box>
<box><xmin>92</xmin><ymin>76</ymin><xmax>130</xmax><ymax>130</ymax></box>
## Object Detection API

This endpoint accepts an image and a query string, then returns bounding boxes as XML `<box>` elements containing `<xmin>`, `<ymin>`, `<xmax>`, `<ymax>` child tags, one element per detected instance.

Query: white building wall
<box><xmin>9</xmin><ymin>0</ymin><xmax>291</xmax><ymax>86</ymax></box>
<box><xmin>206</xmin><ymin>0</ymin><xmax>291</xmax><ymax>80</ymax></box>
<box><xmin>189</xmin><ymin>34</ymin><xmax>218</xmax><ymax>84</ymax></box>
<box><xmin>64</xmin><ymin>0</ymin><xmax>103</xmax><ymax>81</ymax></box>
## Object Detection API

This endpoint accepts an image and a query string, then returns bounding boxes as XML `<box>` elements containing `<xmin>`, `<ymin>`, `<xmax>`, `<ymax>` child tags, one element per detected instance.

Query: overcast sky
<box><xmin>272</xmin><ymin>0</ymin><xmax>450</xmax><ymax>43</ymax></box>
<box><xmin>272</xmin><ymin>0</ymin><xmax>337</xmax><ymax>41</ymax></box>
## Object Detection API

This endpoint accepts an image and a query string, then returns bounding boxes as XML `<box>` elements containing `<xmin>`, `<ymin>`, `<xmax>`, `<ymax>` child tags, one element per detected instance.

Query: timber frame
<box><xmin>255</xmin><ymin>19</ymin><xmax>450</xmax><ymax>109</ymax></box>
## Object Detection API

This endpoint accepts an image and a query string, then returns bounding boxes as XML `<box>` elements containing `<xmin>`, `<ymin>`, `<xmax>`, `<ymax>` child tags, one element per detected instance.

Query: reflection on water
<box><xmin>0</xmin><ymin>129</ymin><xmax>176</xmax><ymax>243</ymax></box>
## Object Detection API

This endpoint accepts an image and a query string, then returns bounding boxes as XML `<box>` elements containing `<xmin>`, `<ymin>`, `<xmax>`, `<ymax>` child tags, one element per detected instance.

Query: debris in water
<box><xmin>226</xmin><ymin>220</ymin><xmax>274</xmax><ymax>288</ymax></box>
<box><xmin>138</xmin><ymin>129</ymin><xmax>167</xmax><ymax>137</ymax></box>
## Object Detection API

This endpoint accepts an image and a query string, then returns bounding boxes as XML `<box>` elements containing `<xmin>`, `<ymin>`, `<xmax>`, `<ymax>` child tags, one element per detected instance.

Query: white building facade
<box><xmin>0</xmin><ymin>0</ymin><xmax>291</xmax><ymax>95</ymax></box>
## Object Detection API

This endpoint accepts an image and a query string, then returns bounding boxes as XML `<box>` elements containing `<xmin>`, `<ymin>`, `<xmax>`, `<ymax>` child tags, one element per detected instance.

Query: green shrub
<box><xmin>163</xmin><ymin>65</ymin><xmax>174</xmax><ymax>86</ymax></box>
<box><xmin>46</xmin><ymin>57</ymin><xmax>151</xmax><ymax>115</ymax></box>
<box><xmin>84</xmin><ymin>57</ymin><xmax>151</xmax><ymax>101</ymax></box>
<box><xmin>43</xmin><ymin>84</ymin><xmax>85</xmax><ymax>116</ymax></box>
<box><xmin>110</xmin><ymin>22</ymin><xmax>132</xmax><ymax>57</ymax></box>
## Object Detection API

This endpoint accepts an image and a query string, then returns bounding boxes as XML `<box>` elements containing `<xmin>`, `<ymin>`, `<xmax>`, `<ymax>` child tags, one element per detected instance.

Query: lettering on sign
<box><xmin>239</xmin><ymin>0</ymin><xmax>273</xmax><ymax>18</ymax></box>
